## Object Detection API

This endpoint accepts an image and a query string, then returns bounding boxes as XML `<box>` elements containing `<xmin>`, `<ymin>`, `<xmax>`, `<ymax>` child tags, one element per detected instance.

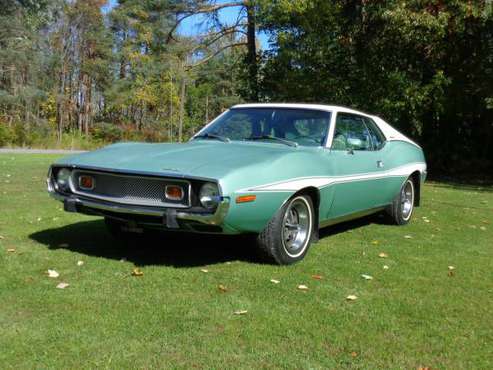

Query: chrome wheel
<box><xmin>281</xmin><ymin>196</ymin><xmax>312</xmax><ymax>257</ymax></box>
<box><xmin>400</xmin><ymin>180</ymin><xmax>414</xmax><ymax>221</ymax></box>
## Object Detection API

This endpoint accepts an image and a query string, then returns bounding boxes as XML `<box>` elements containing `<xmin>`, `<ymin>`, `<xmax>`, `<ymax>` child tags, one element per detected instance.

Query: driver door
<box><xmin>328</xmin><ymin>112</ymin><xmax>386</xmax><ymax>218</ymax></box>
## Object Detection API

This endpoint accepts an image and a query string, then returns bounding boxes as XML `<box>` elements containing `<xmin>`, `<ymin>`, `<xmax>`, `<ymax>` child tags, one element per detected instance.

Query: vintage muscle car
<box><xmin>47</xmin><ymin>104</ymin><xmax>426</xmax><ymax>264</ymax></box>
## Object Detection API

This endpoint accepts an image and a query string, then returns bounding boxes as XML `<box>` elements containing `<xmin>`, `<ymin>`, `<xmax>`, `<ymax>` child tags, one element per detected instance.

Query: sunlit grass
<box><xmin>1</xmin><ymin>154</ymin><xmax>492</xmax><ymax>368</ymax></box>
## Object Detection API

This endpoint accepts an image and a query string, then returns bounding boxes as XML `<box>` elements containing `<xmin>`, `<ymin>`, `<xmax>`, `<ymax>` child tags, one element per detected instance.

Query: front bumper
<box><xmin>47</xmin><ymin>178</ymin><xmax>230</xmax><ymax>233</ymax></box>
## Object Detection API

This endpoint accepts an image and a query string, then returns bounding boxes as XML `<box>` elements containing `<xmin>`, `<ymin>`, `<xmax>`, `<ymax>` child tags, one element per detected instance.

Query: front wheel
<box><xmin>387</xmin><ymin>177</ymin><xmax>415</xmax><ymax>225</ymax></box>
<box><xmin>256</xmin><ymin>195</ymin><xmax>315</xmax><ymax>265</ymax></box>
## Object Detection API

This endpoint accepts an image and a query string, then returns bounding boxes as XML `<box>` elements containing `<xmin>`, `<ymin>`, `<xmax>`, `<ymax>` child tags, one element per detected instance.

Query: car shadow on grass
<box><xmin>29</xmin><ymin>219</ymin><xmax>260</xmax><ymax>267</ymax></box>
<box><xmin>30</xmin><ymin>213</ymin><xmax>391</xmax><ymax>267</ymax></box>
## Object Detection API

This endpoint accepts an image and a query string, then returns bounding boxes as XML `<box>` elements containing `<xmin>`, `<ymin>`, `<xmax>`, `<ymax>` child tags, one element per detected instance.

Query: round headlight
<box><xmin>199</xmin><ymin>182</ymin><xmax>220</xmax><ymax>210</ymax></box>
<box><xmin>56</xmin><ymin>168</ymin><xmax>71</xmax><ymax>190</ymax></box>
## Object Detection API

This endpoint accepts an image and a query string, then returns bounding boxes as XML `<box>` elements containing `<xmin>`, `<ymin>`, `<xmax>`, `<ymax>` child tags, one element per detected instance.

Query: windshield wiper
<box><xmin>246</xmin><ymin>135</ymin><xmax>298</xmax><ymax>147</ymax></box>
<box><xmin>193</xmin><ymin>133</ymin><xmax>230</xmax><ymax>143</ymax></box>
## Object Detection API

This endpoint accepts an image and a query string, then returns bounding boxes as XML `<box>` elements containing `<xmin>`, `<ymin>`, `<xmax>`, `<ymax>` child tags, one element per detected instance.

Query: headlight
<box><xmin>56</xmin><ymin>168</ymin><xmax>71</xmax><ymax>191</ymax></box>
<box><xmin>199</xmin><ymin>182</ymin><xmax>220</xmax><ymax>210</ymax></box>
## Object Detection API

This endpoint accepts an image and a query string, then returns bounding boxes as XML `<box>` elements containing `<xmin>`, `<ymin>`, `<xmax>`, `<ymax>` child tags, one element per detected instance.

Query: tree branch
<box><xmin>185</xmin><ymin>42</ymin><xmax>248</xmax><ymax>70</ymax></box>
<box><xmin>166</xmin><ymin>1</ymin><xmax>246</xmax><ymax>44</ymax></box>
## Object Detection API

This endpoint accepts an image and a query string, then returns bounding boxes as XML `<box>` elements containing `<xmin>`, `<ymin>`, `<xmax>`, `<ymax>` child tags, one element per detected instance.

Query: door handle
<box><xmin>377</xmin><ymin>160</ymin><xmax>384</xmax><ymax>168</ymax></box>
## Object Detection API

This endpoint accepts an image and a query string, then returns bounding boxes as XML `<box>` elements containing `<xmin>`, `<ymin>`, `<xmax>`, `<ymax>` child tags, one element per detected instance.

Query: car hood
<box><xmin>56</xmin><ymin>141</ymin><xmax>305</xmax><ymax>180</ymax></box>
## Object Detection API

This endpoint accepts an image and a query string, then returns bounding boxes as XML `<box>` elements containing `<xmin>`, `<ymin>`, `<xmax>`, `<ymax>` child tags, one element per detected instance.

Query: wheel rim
<box><xmin>400</xmin><ymin>180</ymin><xmax>414</xmax><ymax>221</ymax></box>
<box><xmin>281</xmin><ymin>197</ymin><xmax>312</xmax><ymax>257</ymax></box>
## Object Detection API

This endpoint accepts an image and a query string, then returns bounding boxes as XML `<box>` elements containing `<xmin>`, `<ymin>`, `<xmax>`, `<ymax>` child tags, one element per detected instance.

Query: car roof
<box><xmin>231</xmin><ymin>103</ymin><xmax>421</xmax><ymax>149</ymax></box>
<box><xmin>232</xmin><ymin>103</ymin><xmax>373</xmax><ymax>117</ymax></box>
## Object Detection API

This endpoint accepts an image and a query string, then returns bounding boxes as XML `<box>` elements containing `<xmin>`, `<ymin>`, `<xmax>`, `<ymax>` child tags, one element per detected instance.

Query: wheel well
<box><xmin>294</xmin><ymin>187</ymin><xmax>320</xmax><ymax>234</ymax></box>
<box><xmin>410</xmin><ymin>171</ymin><xmax>421</xmax><ymax>207</ymax></box>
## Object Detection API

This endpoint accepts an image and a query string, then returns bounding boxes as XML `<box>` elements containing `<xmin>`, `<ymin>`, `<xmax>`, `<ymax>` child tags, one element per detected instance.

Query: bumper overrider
<box><xmin>47</xmin><ymin>166</ymin><xmax>230</xmax><ymax>233</ymax></box>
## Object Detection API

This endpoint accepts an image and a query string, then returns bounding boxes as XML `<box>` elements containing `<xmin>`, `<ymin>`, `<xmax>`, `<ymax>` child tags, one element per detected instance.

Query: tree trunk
<box><xmin>178</xmin><ymin>78</ymin><xmax>186</xmax><ymax>142</ymax></box>
<box><xmin>246</xmin><ymin>2</ymin><xmax>258</xmax><ymax>102</ymax></box>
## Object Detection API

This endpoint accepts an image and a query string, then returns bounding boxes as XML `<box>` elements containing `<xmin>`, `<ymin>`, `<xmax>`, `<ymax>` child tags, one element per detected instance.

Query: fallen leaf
<box><xmin>234</xmin><ymin>310</ymin><xmax>248</xmax><ymax>315</ymax></box>
<box><xmin>404</xmin><ymin>235</ymin><xmax>412</xmax><ymax>239</ymax></box>
<box><xmin>378</xmin><ymin>252</ymin><xmax>388</xmax><ymax>258</ymax></box>
<box><xmin>200</xmin><ymin>269</ymin><xmax>209</xmax><ymax>273</ymax></box>
<box><xmin>131</xmin><ymin>268</ymin><xmax>143</xmax><ymax>277</ymax></box>
<box><xmin>361</xmin><ymin>274</ymin><xmax>373</xmax><ymax>280</ymax></box>
<box><xmin>480</xmin><ymin>226</ymin><xmax>486</xmax><ymax>231</ymax></box>
<box><xmin>423</xmin><ymin>219</ymin><xmax>430</xmax><ymax>223</ymax></box>
<box><xmin>7</xmin><ymin>248</ymin><xmax>15</xmax><ymax>253</ymax></box>
<box><xmin>297</xmin><ymin>284</ymin><xmax>309</xmax><ymax>291</ymax></box>
<box><xmin>0</xmin><ymin>235</ymin><xmax>4</xmax><ymax>239</ymax></box>
<box><xmin>346</xmin><ymin>295</ymin><xmax>358</xmax><ymax>301</ymax></box>
<box><xmin>417</xmin><ymin>367</ymin><xmax>431</xmax><ymax>370</ymax></box>
<box><xmin>218</xmin><ymin>284</ymin><xmax>227</xmax><ymax>293</ymax></box>
<box><xmin>77</xmin><ymin>260</ymin><xmax>84</xmax><ymax>266</ymax></box>
<box><xmin>270</xmin><ymin>279</ymin><xmax>280</xmax><ymax>284</ymax></box>
<box><xmin>383</xmin><ymin>265</ymin><xmax>389</xmax><ymax>270</ymax></box>
<box><xmin>56</xmin><ymin>282</ymin><xmax>69</xmax><ymax>289</ymax></box>
<box><xmin>448</xmin><ymin>266</ymin><xmax>455</xmax><ymax>270</ymax></box>
<box><xmin>351</xmin><ymin>351</ymin><xmax>358</xmax><ymax>358</ymax></box>
<box><xmin>311</xmin><ymin>274</ymin><xmax>323</xmax><ymax>280</ymax></box>
<box><xmin>47</xmin><ymin>269</ymin><xmax>59</xmax><ymax>278</ymax></box>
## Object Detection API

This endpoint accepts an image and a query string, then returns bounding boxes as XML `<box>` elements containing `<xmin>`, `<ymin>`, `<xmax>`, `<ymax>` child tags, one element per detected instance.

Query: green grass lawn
<box><xmin>1</xmin><ymin>154</ymin><xmax>492</xmax><ymax>369</ymax></box>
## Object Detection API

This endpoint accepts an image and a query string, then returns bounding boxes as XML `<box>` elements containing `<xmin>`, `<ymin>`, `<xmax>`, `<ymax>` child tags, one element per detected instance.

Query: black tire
<box><xmin>256</xmin><ymin>195</ymin><xmax>315</xmax><ymax>265</ymax></box>
<box><xmin>386</xmin><ymin>177</ymin><xmax>415</xmax><ymax>225</ymax></box>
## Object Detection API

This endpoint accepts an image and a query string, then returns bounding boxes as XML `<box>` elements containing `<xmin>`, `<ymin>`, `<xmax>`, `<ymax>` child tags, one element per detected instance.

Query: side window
<box><xmin>332</xmin><ymin>113</ymin><xmax>372</xmax><ymax>151</ymax></box>
<box><xmin>362</xmin><ymin>117</ymin><xmax>386</xmax><ymax>150</ymax></box>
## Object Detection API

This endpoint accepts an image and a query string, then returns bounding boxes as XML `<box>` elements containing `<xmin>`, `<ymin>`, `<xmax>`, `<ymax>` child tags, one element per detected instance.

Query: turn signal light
<box><xmin>236</xmin><ymin>195</ymin><xmax>256</xmax><ymax>203</ymax></box>
<box><xmin>79</xmin><ymin>175</ymin><xmax>94</xmax><ymax>190</ymax></box>
<box><xmin>165</xmin><ymin>185</ymin><xmax>184</xmax><ymax>201</ymax></box>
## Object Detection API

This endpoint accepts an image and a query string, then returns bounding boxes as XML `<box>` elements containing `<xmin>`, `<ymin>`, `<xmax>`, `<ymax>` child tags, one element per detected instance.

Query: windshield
<box><xmin>197</xmin><ymin>108</ymin><xmax>331</xmax><ymax>147</ymax></box>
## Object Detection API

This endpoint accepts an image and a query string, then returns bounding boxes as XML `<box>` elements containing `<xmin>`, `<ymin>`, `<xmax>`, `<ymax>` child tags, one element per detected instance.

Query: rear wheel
<box><xmin>256</xmin><ymin>195</ymin><xmax>314</xmax><ymax>265</ymax></box>
<box><xmin>387</xmin><ymin>177</ymin><xmax>415</xmax><ymax>225</ymax></box>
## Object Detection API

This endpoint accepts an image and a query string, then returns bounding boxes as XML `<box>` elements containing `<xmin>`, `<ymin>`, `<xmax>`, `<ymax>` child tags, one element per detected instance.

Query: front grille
<box><xmin>70</xmin><ymin>169</ymin><xmax>191</xmax><ymax>208</ymax></box>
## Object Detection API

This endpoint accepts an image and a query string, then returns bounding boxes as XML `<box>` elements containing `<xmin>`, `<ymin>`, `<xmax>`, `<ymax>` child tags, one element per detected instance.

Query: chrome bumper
<box><xmin>48</xmin><ymin>189</ymin><xmax>230</xmax><ymax>228</ymax></box>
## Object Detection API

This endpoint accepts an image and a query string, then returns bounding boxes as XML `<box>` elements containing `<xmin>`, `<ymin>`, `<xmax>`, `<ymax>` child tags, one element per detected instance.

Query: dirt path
<box><xmin>0</xmin><ymin>148</ymin><xmax>86</xmax><ymax>154</ymax></box>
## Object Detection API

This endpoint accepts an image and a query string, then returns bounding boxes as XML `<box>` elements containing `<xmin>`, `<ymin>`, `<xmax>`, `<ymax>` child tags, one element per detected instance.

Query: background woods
<box><xmin>0</xmin><ymin>0</ymin><xmax>492</xmax><ymax>175</ymax></box>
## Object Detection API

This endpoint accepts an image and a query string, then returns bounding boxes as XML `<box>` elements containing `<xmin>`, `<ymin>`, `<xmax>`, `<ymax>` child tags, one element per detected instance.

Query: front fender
<box><xmin>222</xmin><ymin>191</ymin><xmax>295</xmax><ymax>233</ymax></box>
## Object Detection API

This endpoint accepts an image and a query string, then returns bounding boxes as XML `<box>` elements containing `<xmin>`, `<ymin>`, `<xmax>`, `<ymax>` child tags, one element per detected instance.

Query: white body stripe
<box><xmin>239</xmin><ymin>162</ymin><xmax>426</xmax><ymax>192</ymax></box>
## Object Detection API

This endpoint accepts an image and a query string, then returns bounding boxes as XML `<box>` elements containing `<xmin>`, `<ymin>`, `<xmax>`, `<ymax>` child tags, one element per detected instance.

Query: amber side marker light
<box><xmin>165</xmin><ymin>185</ymin><xmax>184</xmax><ymax>201</ymax></box>
<box><xmin>236</xmin><ymin>195</ymin><xmax>256</xmax><ymax>203</ymax></box>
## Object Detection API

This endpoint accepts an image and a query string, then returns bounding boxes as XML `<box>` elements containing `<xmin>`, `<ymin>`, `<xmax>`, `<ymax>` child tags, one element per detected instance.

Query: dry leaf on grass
<box><xmin>47</xmin><ymin>269</ymin><xmax>59</xmax><ymax>278</ymax></box>
<box><xmin>0</xmin><ymin>235</ymin><xmax>4</xmax><ymax>240</ymax></box>
<box><xmin>480</xmin><ymin>226</ymin><xmax>487</xmax><ymax>231</ymax></box>
<box><xmin>383</xmin><ymin>265</ymin><xmax>389</xmax><ymax>270</ymax></box>
<box><xmin>404</xmin><ymin>235</ymin><xmax>413</xmax><ymax>239</ymax></box>
<box><xmin>218</xmin><ymin>284</ymin><xmax>227</xmax><ymax>293</ymax></box>
<box><xmin>56</xmin><ymin>282</ymin><xmax>69</xmax><ymax>289</ymax></box>
<box><xmin>7</xmin><ymin>248</ymin><xmax>15</xmax><ymax>253</ymax></box>
<box><xmin>361</xmin><ymin>274</ymin><xmax>373</xmax><ymax>280</ymax></box>
<box><xmin>350</xmin><ymin>351</ymin><xmax>358</xmax><ymax>358</ymax></box>
<box><xmin>297</xmin><ymin>284</ymin><xmax>309</xmax><ymax>291</ymax></box>
<box><xmin>200</xmin><ymin>269</ymin><xmax>209</xmax><ymax>273</ymax></box>
<box><xmin>77</xmin><ymin>260</ymin><xmax>84</xmax><ymax>266</ymax></box>
<box><xmin>131</xmin><ymin>268</ymin><xmax>143</xmax><ymax>277</ymax></box>
<box><xmin>311</xmin><ymin>274</ymin><xmax>323</xmax><ymax>280</ymax></box>
<box><xmin>234</xmin><ymin>310</ymin><xmax>247</xmax><ymax>315</ymax></box>
<box><xmin>270</xmin><ymin>279</ymin><xmax>280</xmax><ymax>284</ymax></box>
<box><xmin>378</xmin><ymin>252</ymin><xmax>388</xmax><ymax>258</ymax></box>
<box><xmin>346</xmin><ymin>295</ymin><xmax>358</xmax><ymax>301</ymax></box>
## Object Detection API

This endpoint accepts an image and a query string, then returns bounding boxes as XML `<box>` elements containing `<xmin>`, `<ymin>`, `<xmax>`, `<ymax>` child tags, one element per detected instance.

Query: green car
<box><xmin>47</xmin><ymin>104</ymin><xmax>426</xmax><ymax>264</ymax></box>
